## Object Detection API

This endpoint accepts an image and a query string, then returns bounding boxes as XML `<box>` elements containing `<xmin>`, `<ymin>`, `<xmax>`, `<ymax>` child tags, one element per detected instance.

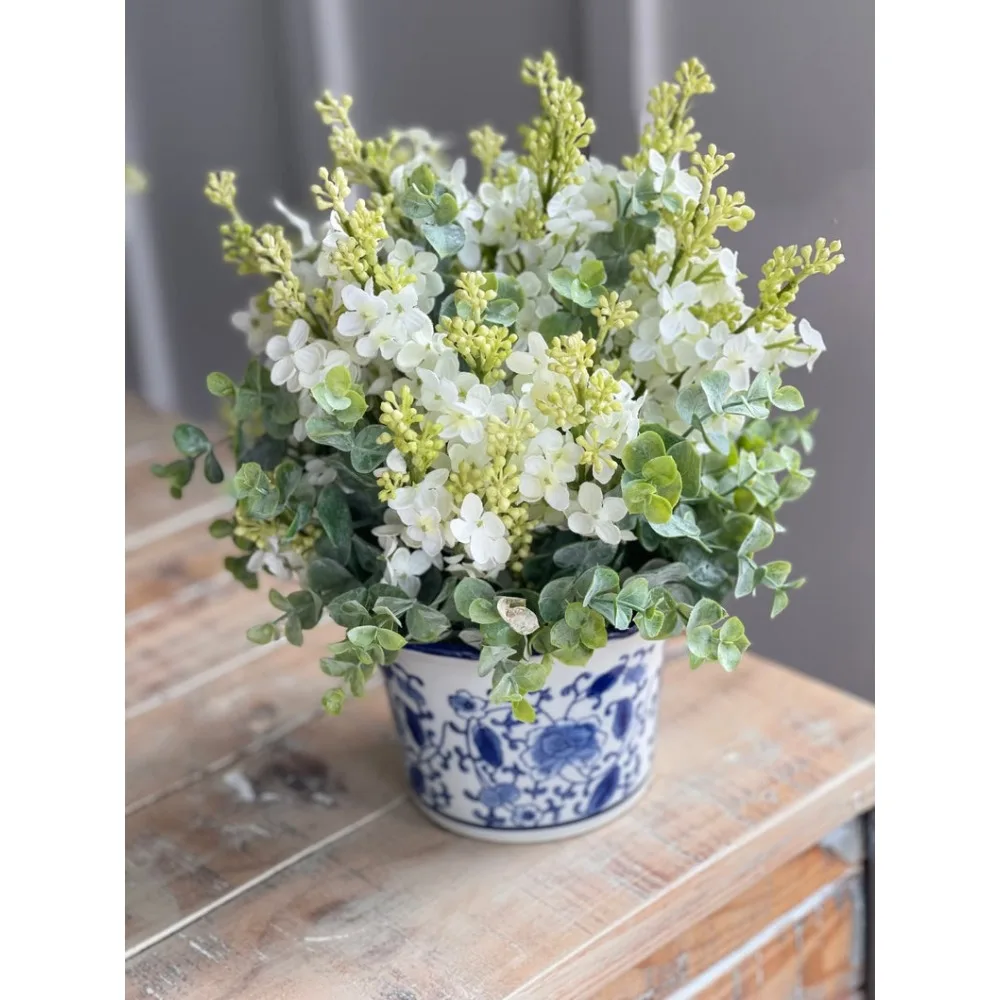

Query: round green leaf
<box><xmin>351</xmin><ymin>424</ymin><xmax>392</xmax><ymax>473</ymax></box>
<box><xmin>623</xmin><ymin>431</ymin><xmax>666</xmax><ymax>475</ymax></box>
<box><xmin>454</xmin><ymin>578</ymin><xmax>496</xmax><ymax>619</ymax></box>
<box><xmin>173</xmin><ymin>423</ymin><xmax>211</xmax><ymax>457</ymax></box>
<box><xmin>206</xmin><ymin>372</ymin><xmax>235</xmax><ymax>398</ymax></box>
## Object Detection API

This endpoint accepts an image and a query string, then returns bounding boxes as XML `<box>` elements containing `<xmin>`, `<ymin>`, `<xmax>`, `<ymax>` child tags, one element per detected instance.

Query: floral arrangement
<box><xmin>154</xmin><ymin>53</ymin><xmax>842</xmax><ymax>722</ymax></box>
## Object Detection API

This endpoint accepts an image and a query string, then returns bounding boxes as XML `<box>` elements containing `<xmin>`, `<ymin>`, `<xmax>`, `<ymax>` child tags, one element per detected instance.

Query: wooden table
<box><xmin>125</xmin><ymin>394</ymin><xmax>875</xmax><ymax>999</ymax></box>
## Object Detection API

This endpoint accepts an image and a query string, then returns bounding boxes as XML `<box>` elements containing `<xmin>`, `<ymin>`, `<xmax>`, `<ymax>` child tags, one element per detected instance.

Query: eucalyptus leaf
<box><xmin>351</xmin><ymin>424</ymin><xmax>392</xmax><ymax>473</ymax></box>
<box><xmin>454</xmin><ymin>578</ymin><xmax>495</xmax><ymax>619</ymax></box>
<box><xmin>173</xmin><ymin>423</ymin><xmax>211</xmax><ymax>457</ymax></box>
<box><xmin>701</xmin><ymin>371</ymin><xmax>731</xmax><ymax>414</ymax></box>
<box><xmin>552</xmin><ymin>540</ymin><xmax>616</xmax><ymax>570</ymax></box>
<box><xmin>668</xmin><ymin>441</ymin><xmax>702</xmax><ymax>499</ymax></box>
<box><xmin>316</xmin><ymin>486</ymin><xmax>352</xmax><ymax>564</ymax></box>
<box><xmin>422</xmin><ymin>222</ymin><xmax>465</xmax><ymax>257</ymax></box>
<box><xmin>406</xmin><ymin>604</ymin><xmax>451</xmax><ymax>643</ymax></box>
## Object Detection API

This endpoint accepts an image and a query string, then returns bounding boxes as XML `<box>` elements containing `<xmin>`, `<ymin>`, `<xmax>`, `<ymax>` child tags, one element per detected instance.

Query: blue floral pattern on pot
<box><xmin>382</xmin><ymin>634</ymin><xmax>662</xmax><ymax>835</ymax></box>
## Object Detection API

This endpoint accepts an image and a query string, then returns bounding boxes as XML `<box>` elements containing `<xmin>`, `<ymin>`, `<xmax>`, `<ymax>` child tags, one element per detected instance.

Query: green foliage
<box><xmin>547</xmin><ymin>258</ymin><xmax>608</xmax><ymax>310</ymax></box>
<box><xmin>622</xmin><ymin>431</ymin><xmax>683</xmax><ymax>523</ymax></box>
<box><xmin>311</xmin><ymin>366</ymin><xmax>367</xmax><ymax>429</ymax></box>
<box><xmin>397</xmin><ymin>165</ymin><xmax>467</xmax><ymax>258</ymax></box>
<box><xmin>154</xmin><ymin>49</ymin><xmax>836</xmax><ymax>724</ymax></box>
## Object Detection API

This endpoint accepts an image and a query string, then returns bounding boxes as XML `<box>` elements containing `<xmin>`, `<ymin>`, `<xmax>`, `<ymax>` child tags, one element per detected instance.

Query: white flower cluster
<box><xmin>229</xmin><ymin>146</ymin><xmax>825</xmax><ymax>595</ymax></box>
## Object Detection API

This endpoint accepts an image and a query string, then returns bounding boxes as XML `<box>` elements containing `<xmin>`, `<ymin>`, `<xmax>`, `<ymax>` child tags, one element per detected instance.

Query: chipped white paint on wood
<box><xmin>125</xmin><ymin>797</ymin><xmax>406</xmax><ymax>962</ymax></box>
<box><xmin>819</xmin><ymin>816</ymin><xmax>866</xmax><ymax>865</ymax></box>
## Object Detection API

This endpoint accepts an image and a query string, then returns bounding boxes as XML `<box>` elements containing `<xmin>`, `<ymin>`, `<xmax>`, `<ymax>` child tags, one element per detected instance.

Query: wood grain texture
<box><xmin>125</xmin><ymin>681</ymin><xmax>403</xmax><ymax>952</ymax></box>
<box><xmin>126</xmin><ymin>640</ymin><xmax>336</xmax><ymax>813</ymax></box>
<box><xmin>125</xmin><ymin>584</ymin><xmax>338</xmax><ymax>715</ymax></box>
<box><xmin>123</xmin><ymin>394</ymin><xmax>875</xmax><ymax>999</ymax></box>
<box><xmin>592</xmin><ymin>845</ymin><xmax>860</xmax><ymax>999</ymax></box>
<box><xmin>125</xmin><ymin>655</ymin><xmax>874</xmax><ymax>1000</ymax></box>
<box><xmin>690</xmin><ymin>872</ymin><xmax>861</xmax><ymax>999</ymax></box>
<box><xmin>125</xmin><ymin>454</ymin><xmax>230</xmax><ymax>539</ymax></box>
<box><xmin>125</xmin><ymin>519</ymin><xmax>232</xmax><ymax>617</ymax></box>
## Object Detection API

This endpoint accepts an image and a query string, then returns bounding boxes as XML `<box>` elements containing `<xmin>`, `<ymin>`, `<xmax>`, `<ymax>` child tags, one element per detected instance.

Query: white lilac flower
<box><xmin>247</xmin><ymin>537</ymin><xmax>305</xmax><ymax>580</ymax></box>
<box><xmin>316</xmin><ymin>212</ymin><xmax>350</xmax><ymax>278</ymax></box>
<box><xmin>515</xmin><ymin>270</ymin><xmax>559</xmax><ymax>330</ymax></box>
<box><xmin>305</xmin><ymin>456</ymin><xmax>338</xmax><ymax>486</ymax></box>
<box><xmin>446</xmin><ymin>439</ymin><xmax>490</xmax><ymax>470</ymax></box>
<box><xmin>695</xmin><ymin>327</ymin><xmax>765</xmax><ymax>391</ymax></box>
<box><xmin>381</xmin><ymin>448</ymin><xmax>408</xmax><ymax>475</ymax></box>
<box><xmin>436</xmin><ymin>383</ymin><xmax>513</xmax><ymax>445</ymax></box>
<box><xmin>450</xmin><ymin>494</ymin><xmax>511</xmax><ymax>572</ymax></box>
<box><xmin>666</xmin><ymin>152</ymin><xmax>703</xmax><ymax>203</ymax></box>
<box><xmin>697</xmin><ymin>248</ymin><xmax>742</xmax><ymax>307</ymax></box>
<box><xmin>575</xmin><ymin>425</ymin><xmax>619</xmax><ymax>484</ymax></box>
<box><xmin>567</xmin><ymin>482</ymin><xmax>630</xmax><ymax>545</ymax></box>
<box><xmin>545</xmin><ymin>157</ymin><xmax>617</xmax><ymax>239</ymax></box>
<box><xmin>506</xmin><ymin>331</ymin><xmax>554</xmax><ymax>390</ymax></box>
<box><xmin>646</xmin><ymin>149</ymin><xmax>671</xmax><ymax>192</ymax></box>
<box><xmin>787</xmin><ymin>318</ymin><xmax>826</xmax><ymax>372</ymax></box>
<box><xmin>265</xmin><ymin>319</ymin><xmax>328</xmax><ymax>392</ymax></box>
<box><xmin>657</xmin><ymin>281</ymin><xmax>702</xmax><ymax>341</ymax></box>
<box><xmin>694</xmin><ymin>322</ymin><xmax>736</xmax><ymax>364</ymax></box>
<box><xmin>387</xmin><ymin>239</ymin><xmax>444</xmax><ymax>311</ymax></box>
<box><xmin>231</xmin><ymin>300</ymin><xmax>273</xmax><ymax>354</ymax></box>
<box><xmin>519</xmin><ymin>429</ymin><xmax>583</xmax><ymax>511</ymax></box>
<box><xmin>417</xmin><ymin>353</ymin><xmax>477</xmax><ymax>412</ymax></box>
<box><xmin>382</xmin><ymin>544</ymin><xmax>433</xmax><ymax>598</ymax></box>
<box><xmin>356</xmin><ymin>285</ymin><xmax>440</xmax><ymax>371</ymax></box>
<box><xmin>388</xmin><ymin>469</ymin><xmax>454</xmax><ymax>556</ymax></box>
<box><xmin>293</xmin><ymin>390</ymin><xmax>319</xmax><ymax>442</ymax></box>
<box><xmin>337</xmin><ymin>280</ymin><xmax>387</xmax><ymax>339</ymax></box>
<box><xmin>291</xmin><ymin>258</ymin><xmax>324</xmax><ymax>294</ymax></box>
<box><xmin>479</xmin><ymin>169</ymin><xmax>535</xmax><ymax>249</ymax></box>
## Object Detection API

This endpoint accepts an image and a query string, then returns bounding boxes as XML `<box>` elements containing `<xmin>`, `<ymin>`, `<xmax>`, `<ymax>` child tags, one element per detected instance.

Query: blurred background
<box><xmin>125</xmin><ymin>0</ymin><xmax>873</xmax><ymax>699</ymax></box>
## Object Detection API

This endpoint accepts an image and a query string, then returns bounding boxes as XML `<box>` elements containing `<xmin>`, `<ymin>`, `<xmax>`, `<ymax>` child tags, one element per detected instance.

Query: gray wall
<box><xmin>125</xmin><ymin>0</ymin><xmax>873</xmax><ymax>700</ymax></box>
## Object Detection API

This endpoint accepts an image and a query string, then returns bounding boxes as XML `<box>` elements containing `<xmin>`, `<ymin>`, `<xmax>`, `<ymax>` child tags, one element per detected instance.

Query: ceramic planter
<box><xmin>381</xmin><ymin>630</ymin><xmax>665</xmax><ymax>843</ymax></box>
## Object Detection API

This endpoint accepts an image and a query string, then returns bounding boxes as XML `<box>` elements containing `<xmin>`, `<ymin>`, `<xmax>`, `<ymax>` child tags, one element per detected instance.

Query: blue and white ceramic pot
<box><xmin>382</xmin><ymin>630</ymin><xmax>665</xmax><ymax>843</ymax></box>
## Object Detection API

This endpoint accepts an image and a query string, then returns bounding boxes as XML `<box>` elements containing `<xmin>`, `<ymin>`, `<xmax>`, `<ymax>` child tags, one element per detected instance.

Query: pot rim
<box><xmin>405</xmin><ymin>624</ymin><xmax>640</xmax><ymax>660</ymax></box>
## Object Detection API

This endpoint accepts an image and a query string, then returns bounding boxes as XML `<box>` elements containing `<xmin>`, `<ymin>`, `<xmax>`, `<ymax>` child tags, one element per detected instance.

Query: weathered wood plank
<box><xmin>690</xmin><ymin>871</ymin><xmax>861</xmax><ymax>999</ymax></box>
<box><xmin>125</xmin><ymin>640</ymin><xmax>684</xmax><ymax>950</ymax></box>
<box><xmin>126</xmin><ymin>640</ymin><xmax>335</xmax><ymax>813</ymax></box>
<box><xmin>125</xmin><ymin>678</ymin><xmax>401</xmax><ymax>952</ymax></box>
<box><xmin>125</xmin><ymin>520</ymin><xmax>232</xmax><ymax>617</ymax></box>
<box><xmin>125</xmin><ymin>459</ymin><xmax>231</xmax><ymax>542</ymax></box>
<box><xmin>592</xmin><ymin>845</ymin><xmax>859</xmax><ymax>998</ymax></box>
<box><xmin>125</xmin><ymin>655</ymin><xmax>874</xmax><ymax>1000</ymax></box>
<box><xmin>125</xmin><ymin>585</ymin><xmax>334</xmax><ymax>715</ymax></box>
<box><xmin>125</xmin><ymin>392</ymin><xmax>222</xmax><ymax>465</ymax></box>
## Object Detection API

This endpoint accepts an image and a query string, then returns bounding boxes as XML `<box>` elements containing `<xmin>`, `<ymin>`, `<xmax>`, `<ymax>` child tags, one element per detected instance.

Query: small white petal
<box><xmin>287</xmin><ymin>319</ymin><xmax>310</xmax><ymax>350</ymax></box>
<box><xmin>461</xmin><ymin>494</ymin><xmax>483</xmax><ymax>521</ymax></box>
<box><xmin>577</xmin><ymin>482</ymin><xmax>603</xmax><ymax>515</ymax></box>
<box><xmin>602</xmin><ymin>497</ymin><xmax>627</xmax><ymax>522</ymax></box>
<box><xmin>595</xmin><ymin>521</ymin><xmax>620</xmax><ymax>546</ymax></box>
<box><xmin>265</xmin><ymin>335</ymin><xmax>290</xmax><ymax>361</ymax></box>
<box><xmin>270</xmin><ymin>357</ymin><xmax>296</xmax><ymax>385</ymax></box>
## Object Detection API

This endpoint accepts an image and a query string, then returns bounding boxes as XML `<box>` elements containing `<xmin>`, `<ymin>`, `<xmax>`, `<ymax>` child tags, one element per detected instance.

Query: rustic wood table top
<box><xmin>125</xmin><ymin>394</ymin><xmax>875</xmax><ymax>1000</ymax></box>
